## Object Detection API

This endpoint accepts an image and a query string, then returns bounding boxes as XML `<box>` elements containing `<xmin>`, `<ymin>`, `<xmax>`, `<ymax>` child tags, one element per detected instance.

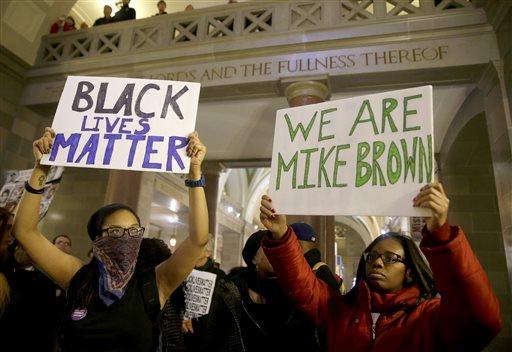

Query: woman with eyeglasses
<box><xmin>12</xmin><ymin>127</ymin><xmax>209</xmax><ymax>352</ymax></box>
<box><xmin>258</xmin><ymin>183</ymin><xmax>502</xmax><ymax>351</ymax></box>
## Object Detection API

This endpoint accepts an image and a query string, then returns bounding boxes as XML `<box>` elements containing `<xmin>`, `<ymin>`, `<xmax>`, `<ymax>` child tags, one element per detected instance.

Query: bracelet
<box><xmin>24</xmin><ymin>181</ymin><xmax>45</xmax><ymax>195</ymax></box>
<box><xmin>185</xmin><ymin>175</ymin><xmax>206</xmax><ymax>188</ymax></box>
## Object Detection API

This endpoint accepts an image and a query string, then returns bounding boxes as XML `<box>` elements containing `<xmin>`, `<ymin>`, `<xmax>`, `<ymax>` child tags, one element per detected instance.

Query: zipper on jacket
<box><xmin>370</xmin><ymin>312</ymin><xmax>380</xmax><ymax>342</ymax></box>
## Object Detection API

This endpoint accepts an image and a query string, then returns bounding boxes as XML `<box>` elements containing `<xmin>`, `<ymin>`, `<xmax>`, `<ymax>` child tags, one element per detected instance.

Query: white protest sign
<box><xmin>41</xmin><ymin>76</ymin><xmax>200</xmax><ymax>173</ymax></box>
<box><xmin>269</xmin><ymin>86</ymin><xmax>433</xmax><ymax>217</ymax></box>
<box><xmin>184</xmin><ymin>269</ymin><xmax>217</xmax><ymax>320</ymax></box>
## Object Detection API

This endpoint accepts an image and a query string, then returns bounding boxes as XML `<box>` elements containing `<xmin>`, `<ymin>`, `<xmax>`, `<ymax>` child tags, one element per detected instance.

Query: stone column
<box><xmin>202</xmin><ymin>161</ymin><xmax>226</xmax><ymax>260</ymax></box>
<box><xmin>283</xmin><ymin>80</ymin><xmax>336</xmax><ymax>270</ymax></box>
<box><xmin>104</xmin><ymin>170</ymin><xmax>155</xmax><ymax>231</ymax></box>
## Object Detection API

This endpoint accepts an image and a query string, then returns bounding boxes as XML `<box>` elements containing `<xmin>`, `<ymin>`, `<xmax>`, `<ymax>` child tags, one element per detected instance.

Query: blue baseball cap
<box><xmin>290</xmin><ymin>223</ymin><xmax>317</xmax><ymax>242</ymax></box>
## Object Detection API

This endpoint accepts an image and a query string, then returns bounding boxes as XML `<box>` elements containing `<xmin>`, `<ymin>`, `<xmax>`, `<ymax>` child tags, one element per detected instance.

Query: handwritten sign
<box><xmin>184</xmin><ymin>269</ymin><xmax>217</xmax><ymax>320</ymax></box>
<box><xmin>269</xmin><ymin>86</ymin><xmax>433</xmax><ymax>217</ymax></box>
<box><xmin>41</xmin><ymin>76</ymin><xmax>200</xmax><ymax>173</ymax></box>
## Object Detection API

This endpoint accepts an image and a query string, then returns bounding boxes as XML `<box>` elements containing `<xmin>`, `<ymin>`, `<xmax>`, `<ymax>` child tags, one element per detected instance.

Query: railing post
<box><xmin>325</xmin><ymin>0</ymin><xmax>341</xmax><ymax>27</ymax></box>
<box><xmin>420</xmin><ymin>0</ymin><xmax>436</xmax><ymax>14</ymax></box>
<box><xmin>118</xmin><ymin>27</ymin><xmax>133</xmax><ymax>54</ymax></box>
<box><xmin>273</xmin><ymin>2</ymin><xmax>290</xmax><ymax>32</ymax></box>
<box><xmin>197</xmin><ymin>13</ymin><xmax>208</xmax><ymax>41</ymax></box>
<box><xmin>373</xmin><ymin>0</ymin><xmax>388</xmax><ymax>19</ymax></box>
<box><xmin>233</xmin><ymin>9</ymin><xmax>244</xmax><ymax>36</ymax></box>
<box><xmin>158</xmin><ymin>21</ymin><xmax>169</xmax><ymax>48</ymax></box>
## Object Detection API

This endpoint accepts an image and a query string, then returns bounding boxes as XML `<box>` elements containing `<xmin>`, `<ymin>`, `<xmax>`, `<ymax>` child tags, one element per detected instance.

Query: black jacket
<box><xmin>161</xmin><ymin>259</ymin><xmax>245</xmax><ymax>352</ymax></box>
<box><xmin>113</xmin><ymin>5</ymin><xmax>136</xmax><ymax>22</ymax></box>
<box><xmin>231</xmin><ymin>268</ymin><xmax>320</xmax><ymax>352</ymax></box>
<box><xmin>304</xmin><ymin>248</ymin><xmax>341</xmax><ymax>290</ymax></box>
<box><xmin>93</xmin><ymin>17</ymin><xmax>115</xmax><ymax>26</ymax></box>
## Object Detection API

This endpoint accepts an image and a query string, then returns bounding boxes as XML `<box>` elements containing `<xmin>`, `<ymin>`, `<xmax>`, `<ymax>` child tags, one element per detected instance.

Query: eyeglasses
<box><xmin>101</xmin><ymin>226</ymin><xmax>145</xmax><ymax>238</ymax></box>
<box><xmin>363</xmin><ymin>251</ymin><xmax>405</xmax><ymax>265</ymax></box>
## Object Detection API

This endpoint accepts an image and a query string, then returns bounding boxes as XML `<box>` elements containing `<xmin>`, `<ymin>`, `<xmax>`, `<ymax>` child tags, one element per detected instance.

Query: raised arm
<box><xmin>259</xmin><ymin>195</ymin><xmax>340</xmax><ymax>329</ymax></box>
<box><xmin>13</xmin><ymin>128</ymin><xmax>83</xmax><ymax>289</ymax></box>
<box><xmin>414</xmin><ymin>183</ymin><xmax>502</xmax><ymax>348</ymax></box>
<box><xmin>156</xmin><ymin>132</ymin><xmax>209</xmax><ymax>308</ymax></box>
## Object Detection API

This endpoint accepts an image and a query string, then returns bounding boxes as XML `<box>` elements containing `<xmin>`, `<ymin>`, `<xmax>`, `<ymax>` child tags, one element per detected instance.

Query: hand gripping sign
<box><xmin>41</xmin><ymin>76</ymin><xmax>200</xmax><ymax>173</ymax></box>
<box><xmin>269</xmin><ymin>86</ymin><xmax>434</xmax><ymax>217</ymax></box>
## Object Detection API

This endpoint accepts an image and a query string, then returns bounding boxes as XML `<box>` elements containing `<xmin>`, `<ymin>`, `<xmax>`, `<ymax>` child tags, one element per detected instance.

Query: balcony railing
<box><xmin>36</xmin><ymin>0</ymin><xmax>475</xmax><ymax>66</ymax></box>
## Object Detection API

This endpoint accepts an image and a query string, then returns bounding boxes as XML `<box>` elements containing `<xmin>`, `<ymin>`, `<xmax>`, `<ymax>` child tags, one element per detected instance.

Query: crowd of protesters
<box><xmin>0</xmin><ymin>123</ymin><xmax>504</xmax><ymax>352</ymax></box>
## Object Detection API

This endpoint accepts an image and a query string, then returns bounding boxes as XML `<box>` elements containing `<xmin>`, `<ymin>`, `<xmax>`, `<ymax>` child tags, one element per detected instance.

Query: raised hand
<box><xmin>187</xmin><ymin>131</ymin><xmax>206</xmax><ymax>168</ymax></box>
<box><xmin>259</xmin><ymin>195</ymin><xmax>288</xmax><ymax>239</ymax></box>
<box><xmin>33</xmin><ymin>127</ymin><xmax>55</xmax><ymax>164</ymax></box>
<box><xmin>413</xmin><ymin>182</ymin><xmax>450</xmax><ymax>232</ymax></box>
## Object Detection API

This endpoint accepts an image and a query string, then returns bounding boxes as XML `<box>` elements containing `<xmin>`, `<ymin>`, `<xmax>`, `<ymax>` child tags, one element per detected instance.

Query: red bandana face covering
<box><xmin>92</xmin><ymin>235</ymin><xmax>142</xmax><ymax>306</ymax></box>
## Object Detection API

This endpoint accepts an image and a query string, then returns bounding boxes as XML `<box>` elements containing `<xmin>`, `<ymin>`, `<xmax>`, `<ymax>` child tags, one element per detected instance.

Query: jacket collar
<box><xmin>358</xmin><ymin>281</ymin><xmax>422</xmax><ymax>315</ymax></box>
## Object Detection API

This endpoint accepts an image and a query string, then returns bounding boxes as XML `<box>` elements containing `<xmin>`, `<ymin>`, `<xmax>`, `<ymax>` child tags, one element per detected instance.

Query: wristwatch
<box><xmin>185</xmin><ymin>175</ymin><xmax>206</xmax><ymax>188</ymax></box>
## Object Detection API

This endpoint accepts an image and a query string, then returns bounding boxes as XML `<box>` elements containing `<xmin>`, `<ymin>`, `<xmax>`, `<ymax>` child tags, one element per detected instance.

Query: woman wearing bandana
<box><xmin>13</xmin><ymin>127</ymin><xmax>209</xmax><ymax>352</ymax></box>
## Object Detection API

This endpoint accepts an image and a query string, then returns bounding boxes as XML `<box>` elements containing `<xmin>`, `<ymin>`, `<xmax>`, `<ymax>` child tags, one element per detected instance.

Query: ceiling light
<box><xmin>169</xmin><ymin>237</ymin><xmax>177</xmax><ymax>247</ymax></box>
<box><xmin>169</xmin><ymin>198</ymin><xmax>179</xmax><ymax>212</ymax></box>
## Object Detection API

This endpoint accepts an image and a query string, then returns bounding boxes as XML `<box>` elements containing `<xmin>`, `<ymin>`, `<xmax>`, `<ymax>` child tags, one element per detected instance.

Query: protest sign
<box><xmin>269</xmin><ymin>86</ymin><xmax>433</xmax><ymax>217</ymax></box>
<box><xmin>40</xmin><ymin>76</ymin><xmax>200</xmax><ymax>173</ymax></box>
<box><xmin>183</xmin><ymin>269</ymin><xmax>217</xmax><ymax>320</ymax></box>
<box><xmin>0</xmin><ymin>166</ymin><xmax>64</xmax><ymax>219</ymax></box>
<box><xmin>410</xmin><ymin>216</ymin><xmax>425</xmax><ymax>242</ymax></box>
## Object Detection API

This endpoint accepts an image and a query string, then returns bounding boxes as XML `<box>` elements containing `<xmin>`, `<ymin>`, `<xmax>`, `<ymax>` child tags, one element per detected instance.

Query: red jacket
<box><xmin>262</xmin><ymin>223</ymin><xmax>502</xmax><ymax>351</ymax></box>
<box><xmin>50</xmin><ymin>21</ymin><xmax>76</xmax><ymax>34</ymax></box>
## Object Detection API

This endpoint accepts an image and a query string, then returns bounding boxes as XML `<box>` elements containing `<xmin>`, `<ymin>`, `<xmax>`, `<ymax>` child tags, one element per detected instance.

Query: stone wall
<box><xmin>441</xmin><ymin>114</ymin><xmax>511</xmax><ymax>351</ymax></box>
<box><xmin>0</xmin><ymin>46</ymin><xmax>39</xmax><ymax>180</ymax></box>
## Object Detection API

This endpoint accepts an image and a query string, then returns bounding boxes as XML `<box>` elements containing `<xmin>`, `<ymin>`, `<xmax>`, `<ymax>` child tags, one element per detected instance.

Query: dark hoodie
<box><xmin>231</xmin><ymin>267</ymin><xmax>320</xmax><ymax>352</ymax></box>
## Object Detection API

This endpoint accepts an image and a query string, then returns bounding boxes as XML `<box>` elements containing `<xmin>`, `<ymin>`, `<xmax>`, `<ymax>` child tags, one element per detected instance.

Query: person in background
<box><xmin>50</xmin><ymin>16</ymin><xmax>66</xmax><ymax>33</ymax></box>
<box><xmin>1</xmin><ymin>243</ymin><xmax>62</xmax><ymax>351</ymax></box>
<box><xmin>63</xmin><ymin>16</ymin><xmax>77</xmax><ymax>32</ymax></box>
<box><xmin>53</xmin><ymin>234</ymin><xmax>72</xmax><ymax>255</ymax></box>
<box><xmin>113</xmin><ymin>0</ymin><xmax>136</xmax><ymax>22</ymax></box>
<box><xmin>230</xmin><ymin>230</ymin><xmax>320</xmax><ymax>352</ymax></box>
<box><xmin>290</xmin><ymin>223</ymin><xmax>342</xmax><ymax>291</ymax></box>
<box><xmin>181</xmin><ymin>238</ymin><xmax>244</xmax><ymax>352</ymax></box>
<box><xmin>193</xmin><ymin>235</ymin><xmax>225</xmax><ymax>277</ymax></box>
<box><xmin>155</xmin><ymin>0</ymin><xmax>168</xmax><ymax>16</ymax></box>
<box><xmin>93</xmin><ymin>5</ymin><xmax>114</xmax><ymax>26</ymax></box>
<box><xmin>259</xmin><ymin>183</ymin><xmax>502</xmax><ymax>351</ymax></box>
<box><xmin>184</xmin><ymin>4</ymin><xmax>194</xmax><ymax>11</ymax></box>
<box><xmin>0</xmin><ymin>207</ymin><xmax>13</xmax><ymax>317</ymax></box>
<box><xmin>79</xmin><ymin>22</ymin><xmax>89</xmax><ymax>29</ymax></box>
